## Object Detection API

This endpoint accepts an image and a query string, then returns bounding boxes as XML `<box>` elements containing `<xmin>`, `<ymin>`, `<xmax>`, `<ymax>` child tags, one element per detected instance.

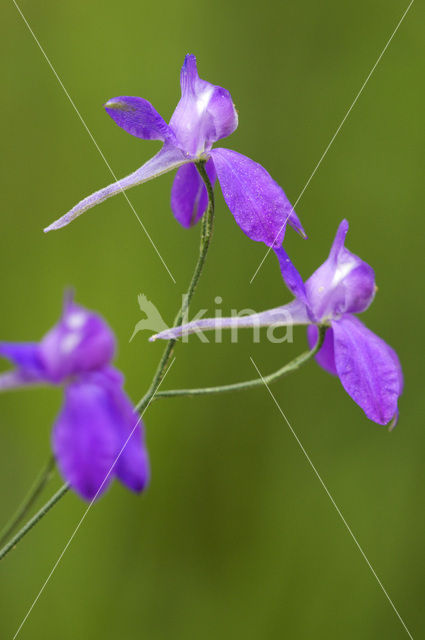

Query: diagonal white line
<box><xmin>12</xmin><ymin>359</ymin><xmax>176</xmax><ymax>640</ymax></box>
<box><xmin>250</xmin><ymin>0</ymin><xmax>415</xmax><ymax>284</ymax></box>
<box><xmin>12</xmin><ymin>0</ymin><xmax>176</xmax><ymax>284</ymax></box>
<box><xmin>249</xmin><ymin>356</ymin><xmax>414</xmax><ymax>639</ymax></box>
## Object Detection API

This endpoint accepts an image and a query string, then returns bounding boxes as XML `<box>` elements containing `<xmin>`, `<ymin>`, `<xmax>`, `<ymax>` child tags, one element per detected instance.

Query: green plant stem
<box><xmin>0</xmin><ymin>483</ymin><xmax>69</xmax><ymax>561</ymax></box>
<box><xmin>0</xmin><ymin>455</ymin><xmax>56</xmax><ymax>547</ymax></box>
<box><xmin>155</xmin><ymin>325</ymin><xmax>328</xmax><ymax>398</ymax></box>
<box><xmin>135</xmin><ymin>159</ymin><xmax>215</xmax><ymax>412</ymax></box>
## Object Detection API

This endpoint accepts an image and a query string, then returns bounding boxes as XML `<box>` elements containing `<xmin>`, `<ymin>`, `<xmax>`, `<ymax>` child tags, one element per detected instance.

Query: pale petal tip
<box><xmin>63</xmin><ymin>287</ymin><xmax>75</xmax><ymax>312</ymax></box>
<box><xmin>150</xmin><ymin>330</ymin><xmax>181</xmax><ymax>342</ymax></box>
<box><xmin>338</xmin><ymin>219</ymin><xmax>349</xmax><ymax>236</ymax></box>
<box><xmin>104</xmin><ymin>99</ymin><xmax>129</xmax><ymax>112</ymax></box>
<box><xmin>387</xmin><ymin>411</ymin><xmax>399</xmax><ymax>432</ymax></box>
<box><xmin>44</xmin><ymin>219</ymin><xmax>64</xmax><ymax>232</ymax></box>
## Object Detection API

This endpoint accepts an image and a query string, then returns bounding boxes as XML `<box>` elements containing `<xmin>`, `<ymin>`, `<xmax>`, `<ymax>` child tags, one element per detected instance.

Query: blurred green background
<box><xmin>1</xmin><ymin>0</ymin><xmax>424</xmax><ymax>638</ymax></box>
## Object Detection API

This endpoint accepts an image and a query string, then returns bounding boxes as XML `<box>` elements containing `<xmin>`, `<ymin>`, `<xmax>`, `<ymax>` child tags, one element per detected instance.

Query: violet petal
<box><xmin>0</xmin><ymin>342</ymin><xmax>44</xmax><ymax>373</ymax></box>
<box><xmin>150</xmin><ymin>299</ymin><xmax>310</xmax><ymax>342</ymax></box>
<box><xmin>305</xmin><ymin>220</ymin><xmax>376</xmax><ymax>321</ymax></box>
<box><xmin>332</xmin><ymin>315</ymin><xmax>402</xmax><ymax>425</ymax></box>
<box><xmin>105</xmin><ymin>96</ymin><xmax>175</xmax><ymax>142</ymax></box>
<box><xmin>274</xmin><ymin>246</ymin><xmax>307</xmax><ymax>303</ymax></box>
<box><xmin>44</xmin><ymin>145</ymin><xmax>190</xmax><ymax>231</ymax></box>
<box><xmin>52</xmin><ymin>378</ymin><xmax>118</xmax><ymax>501</ymax></box>
<box><xmin>211</xmin><ymin>148</ymin><xmax>300</xmax><ymax>247</ymax></box>
<box><xmin>307</xmin><ymin>325</ymin><xmax>337</xmax><ymax>375</ymax></box>
<box><xmin>169</xmin><ymin>54</ymin><xmax>238</xmax><ymax>157</ymax></box>
<box><xmin>0</xmin><ymin>369</ymin><xmax>45</xmax><ymax>391</ymax></box>
<box><xmin>0</xmin><ymin>342</ymin><xmax>48</xmax><ymax>389</ymax></box>
<box><xmin>170</xmin><ymin>158</ymin><xmax>216</xmax><ymax>228</ymax></box>
<box><xmin>105</xmin><ymin>372</ymin><xmax>150</xmax><ymax>492</ymax></box>
<box><xmin>39</xmin><ymin>297</ymin><xmax>115</xmax><ymax>383</ymax></box>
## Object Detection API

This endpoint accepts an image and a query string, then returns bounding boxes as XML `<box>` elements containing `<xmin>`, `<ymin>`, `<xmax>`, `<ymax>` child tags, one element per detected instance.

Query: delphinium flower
<box><xmin>0</xmin><ymin>294</ymin><xmax>149</xmax><ymax>500</ymax></box>
<box><xmin>151</xmin><ymin>220</ymin><xmax>403</xmax><ymax>426</ymax></box>
<box><xmin>45</xmin><ymin>54</ymin><xmax>305</xmax><ymax>251</ymax></box>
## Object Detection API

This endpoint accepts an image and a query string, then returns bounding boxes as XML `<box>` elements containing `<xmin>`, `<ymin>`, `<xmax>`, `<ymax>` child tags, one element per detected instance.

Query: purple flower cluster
<box><xmin>0</xmin><ymin>54</ymin><xmax>403</xmax><ymax>504</ymax></box>
<box><xmin>0</xmin><ymin>294</ymin><xmax>149</xmax><ymax>500</ymax></box>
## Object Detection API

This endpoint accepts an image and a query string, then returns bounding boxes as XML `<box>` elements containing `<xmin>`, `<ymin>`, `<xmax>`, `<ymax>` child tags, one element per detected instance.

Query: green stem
<box><xmin>0</xmin><ymin>455</ymin><xmax>55</xmax><ymax>546</ymax></box>
<box><xmin>0</xmin><ymin>483</ymin><xmax>69</xmax><ymax>561</ymax></box>
<box><xmin>155</xmin><ymin>325</ymin><xmax>328</xmax><ymax>398</ymax></box>
<box><xmin>135</xmin><ymin>159</ymin><xmax>215</xmax><ymax>412</ymax></box>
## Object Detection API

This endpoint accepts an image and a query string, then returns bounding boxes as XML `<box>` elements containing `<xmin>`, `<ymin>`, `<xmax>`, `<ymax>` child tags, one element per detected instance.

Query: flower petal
<box><xmin>0</xmin><ymin>342</ymin><xmax>44</xmax><ymax>373</ymax></box>
<box><xmin>305</xmin><ymin>220</ymin><xmax>376</xmax><ymax>321</ymax></box>
<box><xmin>53</xmin><ymin>368</ymin><xmax>149</xmax><ymax>500</ymax></box>
<box><xmin>52</xmin><ymin>379</ymin><xmax>118</xmax><ymax>500</ymax></box>
<box><xmin>150</xmin><ymin>299</ymin><xmax>310</xmax><ymax>341</ymax></box>
<box><xmin>104</xmin><ymin>371</ymin><xmax>150</xmax><ymax>493</ymax></box>
<box><xmin>0</xmin><ymin>342</ymin><xmax>47</xmax><ymax>389</ymax></box>
<box><xmin>44</xmin><ymin>145</ymin><xmax>190</xmax><ymax>231</ymax></box>
<box><xmin>0</xmin><ymin>369</ymin><xmax>43</xmax><ymax>391</ymax></box>
<box><xmin>307</xmin><ymin>325</ymin><xmax>337</xmax><ymax>375</ymax></box>
<box><xmin>169</xmin><ymin>54</ymin><xmax>238</xmax><ymax>156</ymax></box>
<box><xmin>170</xmin><ymin>158</ymin><xmax>216</xmax><ymax>227</ymax></box>
<box><xmin>274</xmin><ymin>246</ymin><xmax>307</xmax><ymax>303</ymax></box>
<box><xmin>39</xmin><ymin>295</ymin><xmax>115</xmax><ymax>383</ymax></box>
<box><xmin>210</xmin><ymin>148</ymin><xmax>300</xmax><ymax>247</ymax></box>
<box><xmin>105</xmin><ymin>96</ymin><xmax>175</xmax><ymax>142</ymax></box>
<box><xmin>286</xmin><ymin>209</ymin><xmax>307</xmax><ymax>238</ymax></box>
<box><xmin>332</xmin><ymin>315</ymin><xmax>402</xmax><ymax>425</ymax></box>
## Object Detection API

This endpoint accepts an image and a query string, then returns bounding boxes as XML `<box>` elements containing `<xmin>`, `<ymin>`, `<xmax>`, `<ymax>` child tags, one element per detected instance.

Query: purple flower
<box><xmin>0</xmin><ymin>294</ymin><xmax>149</xmax><ymax>500</ymax></box>
<box><xmin>45</xmin><ymin>54</ymin><xmax>305</xmax><ymax>247</ymax></box>
<box><xmin>152</xmin><ymin>220</ymin><xmax>402</xmax><ymax>426</ymax></box>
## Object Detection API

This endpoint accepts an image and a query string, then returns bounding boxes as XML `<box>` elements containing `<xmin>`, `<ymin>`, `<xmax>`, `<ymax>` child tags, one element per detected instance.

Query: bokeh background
<box><xmin>1</xmin><ymin>1</ymin><xmax>424</xmax><ymax>638</ymax></box>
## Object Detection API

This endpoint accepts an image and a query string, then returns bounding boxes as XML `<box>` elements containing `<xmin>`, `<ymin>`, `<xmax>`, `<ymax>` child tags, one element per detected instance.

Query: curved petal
<box><xmin>332</xmin><ymin>315</ymin><xmax>402</xmax><ymax>425</ymax></box>
<box><xmin>211</xmin><ymin>148</ymin><xmax>302</xmax><ymax>247</ymax></box>
<box><xmin>387</xmin><ymin>410</ymin><xmax>399</xmax><ymax>431</ymax></box>
<box><xmin>169</xmin><ymin>54</ymin><xmax>238</xmax><ymax>156</ymax></box>
<box><xmin>150</xmin><ymin>299</ymin><xmax>310</xmax><ymax>341</ymax></box>
<box><xmin>0</xmin><ymin>369</ymin><xmax>45</xmax><ymax>391</ymax></box>
<box><xmin>105</xmin><ymin>372</ymin><xmax>150</xmax><ymax>493</ymax></box>
<box><xmin>0</xmin><ymin>342</ymin><xmax>44</xmax><ymax>373</ymax></box>
<box><xmin>44</xmin><ymin>145</ymin><xmax>190</xmax><ymax>231</ymax></box>
<box><xmin>0</xmin><ymin>342</ymin><xmax>48</xmax><ymax>390</ymax></box>
<box><xmin>39</xmin><ymin>295</ymin><xmax>115</xmax><ymax>383</ymax></box>
<box><xmin>171</xmin><ymin>158</ymin><xmax>216</xmax><ymax>227</ymax></box>
<box><xmin>52</xmin><ymin>379</ymin><xmax>118</xmax><ymax>500</ymax></box>
<box><xmin>274</xmin><ymin>246</ymin><xmax>307</xmax><ymax>303</ymax></box>
<box><xmin>306</xmin><ymin>220</ymin><xmax>376</xmax><ymax>321</ymax></box>
<box><xmin>105</xmin><ymin>96</ymin><xmax>175</xmax><ymax>142</ymax></box>
<box><xmin>286</xmin><ymin>209</ymin><xmax>307</xmax><ymax>238</ymax></box>
<box><xmin>307</xmin><ymin>325</ymin><xmax>337</xmax><ymax>375</ymax></box>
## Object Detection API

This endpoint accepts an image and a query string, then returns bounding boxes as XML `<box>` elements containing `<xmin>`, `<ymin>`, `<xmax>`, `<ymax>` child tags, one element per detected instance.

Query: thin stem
<box><xmin>0</xmin><ymin>483</ymin><xmax>69</xmax><ymax>562</ymax></box>
<box><xmin>155</xmin><ymin>325</ymin><xmax>328</xmax><ymax>398</ymax></box>
<box><xmin>0</xmin><ymin>455</ymin><xmax>55</xmax><ymax>546</ymax></box>
<box><xmin>135</xmin><ymin>159</ymin><xmax>215</xmax><ymax>412</ymax></box>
